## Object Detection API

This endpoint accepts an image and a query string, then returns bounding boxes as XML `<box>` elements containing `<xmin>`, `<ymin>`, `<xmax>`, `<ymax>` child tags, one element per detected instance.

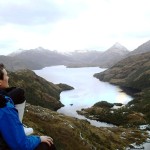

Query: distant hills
<box><xmin>5</xmin><ymin>47</ymin><xmax>72</xmax><ymax>71</ymax></box>
<box><xmin>1</xmin><ymin>40</ymin><xmax>150</xmax><ymax>71</ymax></box>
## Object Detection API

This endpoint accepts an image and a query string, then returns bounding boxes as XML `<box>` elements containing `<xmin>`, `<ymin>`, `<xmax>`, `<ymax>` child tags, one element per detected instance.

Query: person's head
<box><xmin>0</xmin><ymin>63</ymin><xmax>9</xmax><ymax>89</ymax></box>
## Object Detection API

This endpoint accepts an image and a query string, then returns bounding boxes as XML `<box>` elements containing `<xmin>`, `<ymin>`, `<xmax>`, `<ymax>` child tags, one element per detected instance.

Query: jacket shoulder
<box><xmin>0</xmin><ymin>95</ymin><xmax>7</xmax><ymax>108</ymax></box>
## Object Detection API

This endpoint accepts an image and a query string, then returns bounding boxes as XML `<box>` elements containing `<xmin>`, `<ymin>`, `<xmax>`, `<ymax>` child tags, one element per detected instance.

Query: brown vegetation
<box><xmin>24</xmin><ymin>104</ymin><xmax>148</xmax><ymax>150</ymax></box>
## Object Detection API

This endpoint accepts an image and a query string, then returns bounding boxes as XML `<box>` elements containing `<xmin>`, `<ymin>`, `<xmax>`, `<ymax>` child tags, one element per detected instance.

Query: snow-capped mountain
<box><xmin>92</xmin><ymin>43</ymin><xmax>129</xmax><ymax>67</ymax></box>
<box><xmin>8</xmin><ymin>49</ymin><xmax>26</xmax><ymax>56</ymax></box>
<box><xmin>105</xmin><ymin>42</ymin><xmax>129</xmax><ymax>55</ymax></box>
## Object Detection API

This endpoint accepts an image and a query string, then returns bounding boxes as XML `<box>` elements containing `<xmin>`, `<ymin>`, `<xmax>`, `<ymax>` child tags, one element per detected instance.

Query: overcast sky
<box><xmin>0</xmin><ymin>0</ymin><xmax>150</xmax><ymax>55</ymax></box>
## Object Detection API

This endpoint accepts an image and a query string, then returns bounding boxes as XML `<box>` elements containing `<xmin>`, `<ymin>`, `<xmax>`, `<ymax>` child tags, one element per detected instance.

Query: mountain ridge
<box><xmin>1</xmin><ymin>40</ymin><xmax>150</xmax><ymax>71</ymax></box>
<box><xmin>2</xmin><ymin>42</ymin><xmax>129</xmax><ymax>70</ymax></box>
<box><xmin>128</xmin><ymin>40</ymin><xmax>150</xmax><ymax>56</ymax></box>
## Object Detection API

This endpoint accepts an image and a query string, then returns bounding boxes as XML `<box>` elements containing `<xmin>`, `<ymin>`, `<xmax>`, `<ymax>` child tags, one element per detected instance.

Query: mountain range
<box><xmin>0</xmin><ymin>40</ymin><xmax>149</xmax><ymax>71</ymax></box>
<box><xmin>0</xmin><ymin>42</ymin><xmax>130</xmax><ymax>70</ymax></box>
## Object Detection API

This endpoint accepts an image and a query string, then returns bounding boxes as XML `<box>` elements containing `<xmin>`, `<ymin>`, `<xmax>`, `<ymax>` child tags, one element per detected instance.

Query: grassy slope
<box><xmin>24</xmin><ymin>104</ymin><xmax>148</xmax><ymax>150</ymax></box>
<box><xmin>94</xmin><ymin>52</ymin><xmax>150</xmax><ymax>89</ymax></box>
<box><xmin>9</xmin><ymin>70</ymin><xmax>73</xmax><ymax>110</ymax></box>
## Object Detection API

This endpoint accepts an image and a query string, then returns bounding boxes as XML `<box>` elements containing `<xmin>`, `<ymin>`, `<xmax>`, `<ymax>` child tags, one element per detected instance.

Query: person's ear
<box><xmin>0</xmin><ymin>80</ymin><xmax>2</xmax><ymax>86</ymax></box>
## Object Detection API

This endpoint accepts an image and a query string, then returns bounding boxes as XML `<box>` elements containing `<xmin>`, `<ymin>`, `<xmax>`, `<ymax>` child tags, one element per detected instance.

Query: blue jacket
<box><xmin>0</xmin><ymin>90</ymin><xmax>41</xmax><ymax>150</ymax></box>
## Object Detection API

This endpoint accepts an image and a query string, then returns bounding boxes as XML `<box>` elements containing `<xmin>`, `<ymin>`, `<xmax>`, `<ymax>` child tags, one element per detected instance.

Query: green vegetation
<box><xmin>94</xmin><ymin>52</ymin><xmax>150</xmax><ymax>89</ymax></box>
<box><xmin>94</xmin><ymin>101</ymin><xmax>114</xmax><ymax>108</ymax></box>
<box><xmin>128</xmin><ymin>89</ymin><xmax>150</xmax><ymax>123</ymax></box>
<box><xmin>78</xmin><ymin>101</ymin><xmax>147</xmax><ymax>127</ymax></box>
<box><xmin>9</xmin><ymin>69</ymin><xmax>73</xmax><ymax>110</ymax></box>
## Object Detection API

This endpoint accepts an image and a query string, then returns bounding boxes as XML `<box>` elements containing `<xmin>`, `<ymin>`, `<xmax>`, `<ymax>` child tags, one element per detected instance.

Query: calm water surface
<box><xmin>34</xmin><ymin>65</ymin><xmax>132</xmax><ymax>127</ymax></box>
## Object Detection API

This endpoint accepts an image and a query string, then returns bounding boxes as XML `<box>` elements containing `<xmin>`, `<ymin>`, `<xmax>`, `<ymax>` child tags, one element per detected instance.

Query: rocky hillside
<box><xmin>9</xmin><ymin>69</ymin><xmax>73</xmax><ymax>110</ymax></box>
<box><xmin>94</xmin><ymin>52</ymin><xmax>150</xmax><ymax>90</ymax></box>
<box><xmin>129</xmin><ymin>40</ymin><xmax>150</xmax><ymax>56</ymax></box>
<box><xmin>23</xmin><ymin>103</ymin><xmax>148</xmax><ymax>150</ymax></box>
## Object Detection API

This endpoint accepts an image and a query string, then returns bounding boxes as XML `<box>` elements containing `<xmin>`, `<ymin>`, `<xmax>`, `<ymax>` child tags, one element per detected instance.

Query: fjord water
<box><xmin>34</xmin><ymin>65</ymin><xmax>132</xmax><ymax>127</ymax></box>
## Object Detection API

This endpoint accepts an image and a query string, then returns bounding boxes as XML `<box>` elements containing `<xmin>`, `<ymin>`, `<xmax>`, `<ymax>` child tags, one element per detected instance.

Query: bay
<box><xmin>34</xmin><ymin>65</ymin><xmax>132</xmax><ymax>127</ymax></box>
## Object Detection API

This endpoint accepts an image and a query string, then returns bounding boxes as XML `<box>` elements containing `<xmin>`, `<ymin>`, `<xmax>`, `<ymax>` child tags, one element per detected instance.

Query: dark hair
<box><xmin>0</xmin><ymin>63</ymin><xmax>5</xmax><ymax>80</ymax></box>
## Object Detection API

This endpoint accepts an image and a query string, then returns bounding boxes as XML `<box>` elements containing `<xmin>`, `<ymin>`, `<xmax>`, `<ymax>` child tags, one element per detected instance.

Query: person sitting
<box><xmin>0</xmin><ymin>63</ymin><xmax>56</xmax><ymax>150</ymax></box>
<box><xmin>4</xmin><ymin>86</ymin><xmax>34</xmax><ymax>135</ymax></box>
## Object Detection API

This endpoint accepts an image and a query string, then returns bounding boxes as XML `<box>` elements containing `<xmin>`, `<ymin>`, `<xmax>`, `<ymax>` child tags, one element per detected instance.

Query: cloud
<box><xmin>0</xmin><ymin>0</ymin><xmax>150</xmax><ymax>54</ymax></box>
<box><xmin>0</xmin><ymin>0</ymin><xmax>87</xmax><ymax>25</ymax></box>
<box><xmin>0</xmin><ymin>0</ymin><xmax>64</xmax><ymax>25</ymax></box>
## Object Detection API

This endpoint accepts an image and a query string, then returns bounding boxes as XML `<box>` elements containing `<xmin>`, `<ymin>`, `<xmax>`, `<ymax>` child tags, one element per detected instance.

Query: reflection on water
<box><xmin>34</xmin><ymin>65</ymin><xmax>132</xmax><ymax>127</ymax></box>
<box><xmin>116</xmin><ymin>90</ymin><xmax>130</xmax><ymax>103</ymax></box>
